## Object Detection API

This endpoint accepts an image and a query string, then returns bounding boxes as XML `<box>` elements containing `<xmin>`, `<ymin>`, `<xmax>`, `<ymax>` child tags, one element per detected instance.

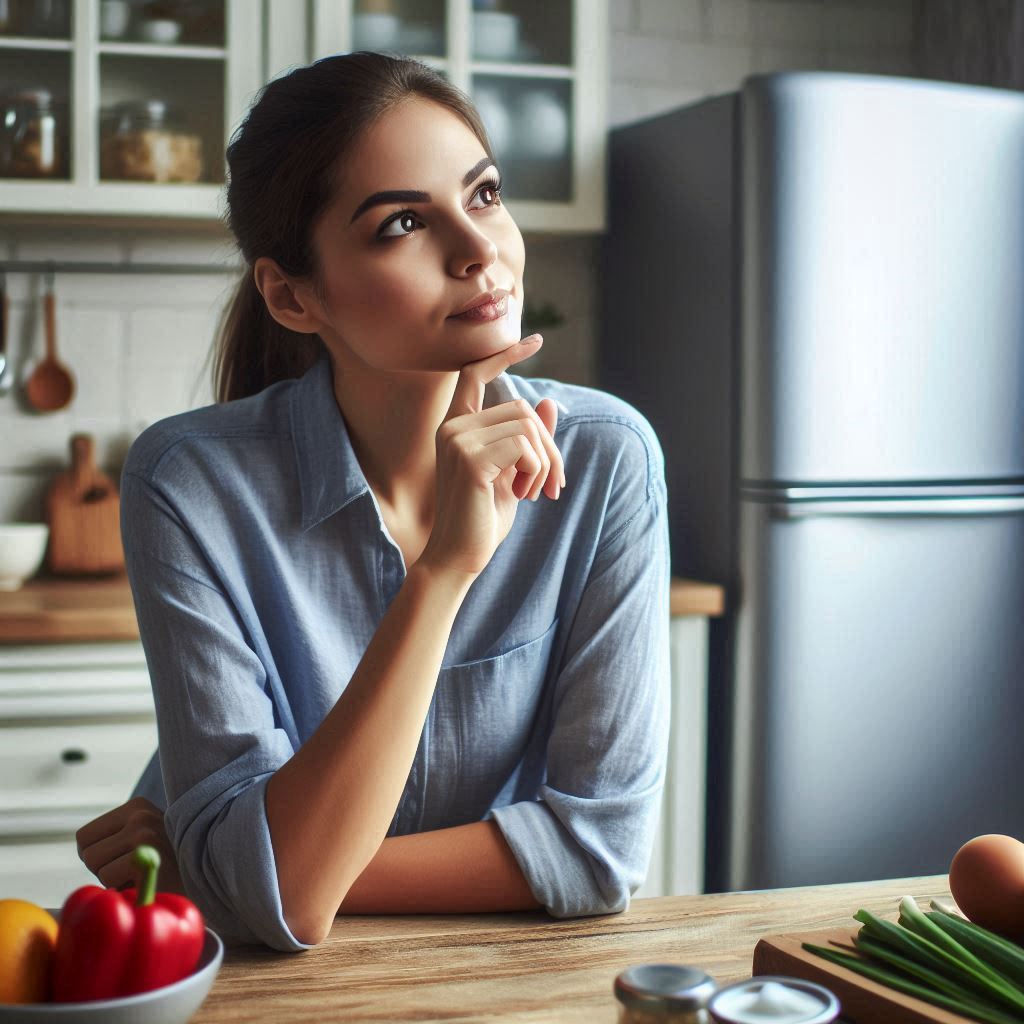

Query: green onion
<box><xmin>802</xmin><ymin>895</ymin><xmax>1024</xmax><ymax>1024</ymax></box>
<box><xmin>852</xmin><ymin>933</ymin><xmax>999</xmax><ymax>1009</ymax></box>
<box><xmin>801</xmin><ymin>942</ymin><xmax>1023</xmax><ymax>1024</ymax></box>
<box><xmin>927</xmin><ymin>901</ymin><xmax>1024</xmax><ymax>989</ymax></box>
<box><xmin>895</xmin><ymin>895</ymin><xmax>1024</xmax><ymax>1015</ymax></box>
<box><xmin>852</xmin><ymin>905</ymin><xmax>1008</xmax><ymax>1006</ymax></box>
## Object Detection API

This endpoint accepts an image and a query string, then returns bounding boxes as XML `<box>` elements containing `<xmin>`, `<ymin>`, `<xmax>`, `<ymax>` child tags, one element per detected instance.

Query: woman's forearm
<box><xmin>266</xmin><ymin>561</ymin><xmax>477</xmax><ymax>945</ymax></box>
<box><xmin>337</xmin><ymin>819</ymin><xmax>542</xmax><ymax>915</ymax></box>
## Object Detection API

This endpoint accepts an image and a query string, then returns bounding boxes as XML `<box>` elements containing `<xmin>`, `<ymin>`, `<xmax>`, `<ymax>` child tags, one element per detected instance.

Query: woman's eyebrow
<box><xmin>349</xmin><ymin>156</ymin><xmax>496</xmax><ymax>224</ymax></box>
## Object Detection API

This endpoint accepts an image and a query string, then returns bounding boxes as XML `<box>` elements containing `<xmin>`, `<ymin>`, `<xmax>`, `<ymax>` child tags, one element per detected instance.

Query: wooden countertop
<box><xmin>0</xmin><ymin>575</ymin><xmax>725</xmax><ymax>645</ymax></box>
<box><xmin>192</xmin><ymin>875</ymin><xmax>953</xmax><ymax>1023</ymax></box>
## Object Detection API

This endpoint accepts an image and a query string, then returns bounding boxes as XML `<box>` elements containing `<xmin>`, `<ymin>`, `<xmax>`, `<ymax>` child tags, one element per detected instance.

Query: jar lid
<box><xmin>110</xmin><ymin>98</ymin><xmax>170</xmax><ymax>119</ymax></box>
<box><xmin>707</xmin><ymin>976</ymin><xmax>840</xmax><ymax>1024</ymax></box>
<box><xmin>3</xmin><ymin>88</ymin><xmax>53</xmax><ymax>108</ymax></box>
<box><xmin>614</xmin><ymin>964</ymin><xmax>718</xmax><ymax>1013</ymax></box>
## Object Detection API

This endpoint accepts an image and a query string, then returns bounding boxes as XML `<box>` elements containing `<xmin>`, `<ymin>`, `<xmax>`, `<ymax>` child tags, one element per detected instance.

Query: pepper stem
<box><xmin>132</xmin><ymin>844</ymin><xmax>161</xmax><ymax>907</ymax></box>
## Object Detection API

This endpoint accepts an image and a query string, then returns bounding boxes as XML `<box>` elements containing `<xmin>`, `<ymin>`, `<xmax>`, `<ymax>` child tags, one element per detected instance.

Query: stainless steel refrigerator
<box><xmin>599</xmin><ymin>71</ymin><xmax>1024</xmax><ymax>894</ymax></box>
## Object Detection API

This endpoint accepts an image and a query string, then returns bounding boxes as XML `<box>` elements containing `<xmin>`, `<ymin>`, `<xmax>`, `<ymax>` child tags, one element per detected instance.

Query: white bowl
<box><xmin>473</xmin><ymin>10</ymin><xmax>519</xmax><ymax>60</ymax></box>
<box><xmin>0</xmin><ymin>909</ymin><xmax>223</xmax><ymax>1023</ymax></box>
<box><xmin>138</xmin><ymin>18</ymin><xmax>182</xmax><ymax>44</ymax></box>
<box><xmin>0</xmin><ymin>523</ymin><xmax>49</xmax><ymax>591</ymax></box>
<box><xmin>353</xmin><ymin>12</ymin><xmax>400</xmax><ymax>51</ymax></box>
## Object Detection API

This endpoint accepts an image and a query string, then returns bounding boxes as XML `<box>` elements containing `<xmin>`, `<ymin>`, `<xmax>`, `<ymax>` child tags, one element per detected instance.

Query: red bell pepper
<box><xmin>51</xmin><ymin>844</ymin><xmax>205</xmax><ymax>1002</ymax></box>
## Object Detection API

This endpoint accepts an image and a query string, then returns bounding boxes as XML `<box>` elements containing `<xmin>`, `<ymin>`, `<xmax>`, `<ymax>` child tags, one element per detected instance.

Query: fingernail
<box><xmin>520</xmin><ymin>334</ymin><xmax>543</xmax><ymax>345</ymax></box>
<box><xmin>561</xmin><ymin>472</ymin><xmax>566</xmax><ymax>488</ymax></box>
<box><xmin>555</xmin><ymin>483</ymin><xmax>561</xmax><ymax>499</ymax></box>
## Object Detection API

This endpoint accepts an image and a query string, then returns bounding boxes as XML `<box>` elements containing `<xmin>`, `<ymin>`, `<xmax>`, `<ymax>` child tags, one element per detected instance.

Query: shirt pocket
<box><xmin>423</xmin><ymin>617</ymin><xmax>560</xmax><ymax>827</ymax></box>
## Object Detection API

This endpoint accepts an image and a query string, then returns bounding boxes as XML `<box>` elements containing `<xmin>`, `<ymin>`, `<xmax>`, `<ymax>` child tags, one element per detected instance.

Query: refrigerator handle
<box><xmin>771</xmin><ymin>497</ymin><xmax>1024</xmax><ymax>519</ymax></box>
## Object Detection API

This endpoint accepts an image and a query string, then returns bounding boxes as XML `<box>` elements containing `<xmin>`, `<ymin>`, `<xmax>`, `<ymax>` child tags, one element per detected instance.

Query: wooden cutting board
<box><xmin>45</xmin><ymin>433</ymin><xmax>125</xmax><ymax>575</ymax></box>
<box><xmin>753</xmin><ymin>925</ymin><xmax>975</xmax><ymax>1023</ymax></box>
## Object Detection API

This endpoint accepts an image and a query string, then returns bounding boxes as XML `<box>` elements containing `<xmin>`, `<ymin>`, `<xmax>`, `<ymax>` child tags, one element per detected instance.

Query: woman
<box><xmin>74</xmin><ymin>52</ymin><xmax>671</xmax><ymax>952</ymax></box>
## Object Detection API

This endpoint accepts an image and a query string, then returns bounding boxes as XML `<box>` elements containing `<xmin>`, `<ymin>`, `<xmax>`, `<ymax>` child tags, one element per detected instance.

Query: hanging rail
<box><xmin>0</xmin><ymin>259</ymin><xmax>245</xmax><ymax>277</ymax></box>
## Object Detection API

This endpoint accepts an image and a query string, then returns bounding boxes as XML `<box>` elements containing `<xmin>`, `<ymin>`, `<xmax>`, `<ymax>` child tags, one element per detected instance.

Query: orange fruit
<box><xmin>0</xmin><ymin>898</ymin><xmax>59</xmax><ymax>1004</ymax></box>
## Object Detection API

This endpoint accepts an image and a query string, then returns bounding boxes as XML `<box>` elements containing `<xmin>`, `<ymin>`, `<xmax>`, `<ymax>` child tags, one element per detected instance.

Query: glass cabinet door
<box><xmin>97</xmin><ymin>0</ymin><xmax>227</xmax><ymax>185</ymax></box>
<box><xmin>0</xmin><ymin>0</ymin><xmax>262</xmax><ymax>217</ymax></box>
<box><xmin>0</xmin><ymin>2</ymin><xmax>74</xmax><ymax>180</ymax></box>
<box><xmin>313</xmin><ymin>0</ymin><xmax>606</xmax><ymax>230</ymax></box>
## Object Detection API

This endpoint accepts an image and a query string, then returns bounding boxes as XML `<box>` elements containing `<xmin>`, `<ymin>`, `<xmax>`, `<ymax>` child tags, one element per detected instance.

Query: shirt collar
<box><xmin>290</xmin><ymin>347</ymin><xmax>523</xmax><ymax>533</ymax></box>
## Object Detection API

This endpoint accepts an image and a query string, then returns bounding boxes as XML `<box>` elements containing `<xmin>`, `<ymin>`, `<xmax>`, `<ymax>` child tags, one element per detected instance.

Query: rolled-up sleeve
<box><xmin>121</xmin><ymin>469</ymin><xmax>314</xmax><ymax>952</ymax></box>
<box><xmin>487</xmin><ymin>424</ymin><xmax>672</xmax><ymax>918</ymax></box>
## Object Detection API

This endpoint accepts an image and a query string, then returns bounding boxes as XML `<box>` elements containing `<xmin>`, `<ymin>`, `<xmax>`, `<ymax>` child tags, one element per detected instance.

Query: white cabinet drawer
<box><xmin>0</xmin><ymin>641</ymin><xmax>154</xmax><ymax>719</ymax></box>
<box><xmin>0</xmin><ymin>837</ymin><xmax>97</xmax><ymax>908</ymax></box>
<box><xmin>0</xmin><ymin>719</ymin><xmax>158</xmax><ymax>823</ymax></box>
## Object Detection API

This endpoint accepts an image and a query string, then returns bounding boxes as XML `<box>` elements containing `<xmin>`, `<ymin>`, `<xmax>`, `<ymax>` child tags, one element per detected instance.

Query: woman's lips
<box><xmin>449</xmin><ymin>294</ymin><xmax>508</xmax><ymax>322</ymax></box>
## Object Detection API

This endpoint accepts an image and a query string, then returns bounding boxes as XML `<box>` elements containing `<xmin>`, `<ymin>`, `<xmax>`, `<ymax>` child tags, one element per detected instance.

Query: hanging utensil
<box><xmin>0</xmin><ymin>270</ymin><xmax>10</xmax><ymax>395</ymax></box>
<box><xmin>25</xmin><ymin>266</ymin><xmax>75</xmax><ymax>412</ymax></box>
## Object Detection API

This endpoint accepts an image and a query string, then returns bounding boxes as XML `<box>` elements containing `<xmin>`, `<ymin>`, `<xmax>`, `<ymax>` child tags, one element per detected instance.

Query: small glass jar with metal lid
<box><xmin>99</xmin><ymin>98</ymin><xmax>203</xmax><ymax>182</ymax></box>
<box><xmin>614</xmin><ymin>963</ymin><xmax>719</xmax><ymax>1024</ymax></box>
<box><xmin>0</xmin><ymin>88</ymin><xmax>62</xmax><ymax>177</ymax></box>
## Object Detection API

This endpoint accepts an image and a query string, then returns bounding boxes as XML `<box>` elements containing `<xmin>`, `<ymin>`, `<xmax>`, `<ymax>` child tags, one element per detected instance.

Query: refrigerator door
<box><xmin>721</xmin><ymin>492</ymin><xmax>1024</xmax><ymax>893</ymax></box>
<box><xmin>740</xmin><ymin>72</ymin><xmax>1024</xmax><ymax>484</ymax></box>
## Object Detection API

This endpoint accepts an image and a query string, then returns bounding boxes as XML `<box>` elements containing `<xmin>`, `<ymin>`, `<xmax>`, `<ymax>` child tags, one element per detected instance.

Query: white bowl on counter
<box><xmin>0</xmin><ymin>523</ymin><xmax>49</xmax><ymax>590</ymax></box>
<box><xmin>138</xmin><ymin>18</ymin><xmax>182</xmax><ymax>44</ymax></box>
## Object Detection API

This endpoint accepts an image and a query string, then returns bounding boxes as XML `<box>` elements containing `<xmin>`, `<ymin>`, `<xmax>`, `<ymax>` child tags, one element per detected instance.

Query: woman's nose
<box><xmin>447</xmin><ymin>222</ymin><xmax>498</xmax><ymax>277</ymax></box>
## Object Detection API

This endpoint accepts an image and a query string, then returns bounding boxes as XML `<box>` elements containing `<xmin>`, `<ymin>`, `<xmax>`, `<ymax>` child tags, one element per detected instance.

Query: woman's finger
<box><xmin>477</xmin><ymin>434</ymin><xmax>543</xmax><ymax>488</ymax></box>
<box><xmin>467</xmin><ymin>416</ymin><xmax>550</xmax><ymax>500</ymax></box>
<box><xmin>74</xmin><ymin>795</ymin><xmax>154</xmax><ymax>850</ymax></box>
<box><xmin>465</xmin><ymin>398</ymin><xmax>564</xmax><ymax>501</ymax></box>
<box><xmin>443</xmin><ymin>335</ymin><xmax>543</xmax><ymax>421</ymax></box>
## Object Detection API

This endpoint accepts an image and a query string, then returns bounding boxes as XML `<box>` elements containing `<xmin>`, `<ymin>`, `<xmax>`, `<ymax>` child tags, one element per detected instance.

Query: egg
<box><xmin>948</xmin><ymin>833</ymin><xmax>1024</xmax><ymax>942</ymax></box>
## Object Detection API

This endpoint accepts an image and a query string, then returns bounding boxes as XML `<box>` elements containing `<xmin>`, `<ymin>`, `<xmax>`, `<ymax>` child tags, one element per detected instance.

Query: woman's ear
<box><xmin>252</xmin><ymin>257</ymin><xmax>324</xmax><ymax>336</ymax></box>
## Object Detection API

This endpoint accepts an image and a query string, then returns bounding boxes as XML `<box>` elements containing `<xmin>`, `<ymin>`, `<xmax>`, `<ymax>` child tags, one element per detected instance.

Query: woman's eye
<box><xmin>469</xmin><ymin>179</ymin><xmax>503</xmax><ymax>210</ymax></box>
<box><xmin>378</xmin><ymin>211</ymin><xmax>420</xmax><ymax>239</ymax></box>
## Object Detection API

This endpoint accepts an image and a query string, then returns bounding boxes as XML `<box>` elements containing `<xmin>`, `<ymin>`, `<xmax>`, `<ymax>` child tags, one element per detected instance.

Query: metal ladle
<box><xmin>25</xmin><ymin>267</ymin><xmax>75</xmax><ymax>412</ymax></box>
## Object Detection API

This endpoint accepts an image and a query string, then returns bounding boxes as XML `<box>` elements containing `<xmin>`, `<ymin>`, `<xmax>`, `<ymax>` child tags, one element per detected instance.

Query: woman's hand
<box><xmin>420</xmin><ymin>334</ymin><xmax>566</xmax><ymax>578</ymax></box>
<box><xmin>75</xmin><ymin>796</ymin><xmax>186</xmax><ymax>896</ymax></box>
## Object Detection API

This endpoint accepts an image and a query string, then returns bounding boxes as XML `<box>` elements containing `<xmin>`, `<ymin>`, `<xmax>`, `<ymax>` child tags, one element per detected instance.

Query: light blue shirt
<box><xmin>124</xmin><ymin>348</ymin><xmax>671</xmax><ymax>952</ymax></box>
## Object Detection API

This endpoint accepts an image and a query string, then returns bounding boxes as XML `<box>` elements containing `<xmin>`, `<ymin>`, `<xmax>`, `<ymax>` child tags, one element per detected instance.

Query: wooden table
<box><xmin>193</xmin><ymin>874</ymin><xmax>952</xmax><ymax>1022</ymax></box>
<box><xmin>0</xmin><ymin>576</ymin><xmax>725</xmax><ymax>644</ymax></box>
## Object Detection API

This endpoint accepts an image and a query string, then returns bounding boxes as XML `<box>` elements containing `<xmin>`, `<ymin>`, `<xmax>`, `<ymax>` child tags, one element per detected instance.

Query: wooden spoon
<box><xmin>25</xmin><ymin>272</ymin><xmax>75</xmax><ymax>412</ymax></box>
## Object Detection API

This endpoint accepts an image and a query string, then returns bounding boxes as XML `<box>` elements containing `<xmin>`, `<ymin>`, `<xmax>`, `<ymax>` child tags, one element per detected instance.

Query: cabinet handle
<box><xmin>60</xmin><ymin>748</ymin><xmax>88</xmax><ymax>764</ymax></box>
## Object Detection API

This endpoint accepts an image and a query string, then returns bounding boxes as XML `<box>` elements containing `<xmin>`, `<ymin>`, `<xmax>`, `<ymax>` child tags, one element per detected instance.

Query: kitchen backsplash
<box><xmin>2</xmin><ymin>0</ymin><xmax>916</xmax><ymax>523</ymax></box>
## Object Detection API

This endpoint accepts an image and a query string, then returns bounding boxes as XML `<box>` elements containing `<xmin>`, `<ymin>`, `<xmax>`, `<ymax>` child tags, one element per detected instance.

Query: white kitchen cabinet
<box><xmin>0</xmin><ymin>0</ymin><xmax>263</xmax><ymax>219</ymax></box>
<box><xmin>302</xmin><ymin>0</ymin><xmax>608</xmax><ymax>232</ymax></box>
<box><xmin>633</xmin><ymin>614</ymin><xmax>710</xmax><ymax>899</ymax></box>
<box><xmin>0</xmin><ymin>641</ymin><xmax>156</xmax><ymax>907</ymax></box>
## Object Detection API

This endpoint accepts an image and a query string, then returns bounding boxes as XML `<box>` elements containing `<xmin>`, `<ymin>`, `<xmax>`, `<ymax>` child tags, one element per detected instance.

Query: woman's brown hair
<box><xmin>212</xmin><ymin>52</ymin><xmax>493</xmax><ymax>403</ymax></box>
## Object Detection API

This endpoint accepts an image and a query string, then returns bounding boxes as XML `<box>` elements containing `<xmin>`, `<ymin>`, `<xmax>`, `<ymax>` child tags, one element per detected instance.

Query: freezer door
<box><xmin>724</xmin><ymin>496</ymin><xmax>1024</xmax><ymax>892</ymax></box>
<box><xmin>740</xmin><ymin>72</ymin><xmax>1024</xmax><ymax>482</ymax></box>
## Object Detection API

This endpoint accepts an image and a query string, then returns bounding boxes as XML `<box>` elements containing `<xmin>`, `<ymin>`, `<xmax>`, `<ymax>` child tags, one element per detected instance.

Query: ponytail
<box><xmin>212</xmin><ymin>272</ymin><xmax>323</xmax><ymax>404</ymax></box>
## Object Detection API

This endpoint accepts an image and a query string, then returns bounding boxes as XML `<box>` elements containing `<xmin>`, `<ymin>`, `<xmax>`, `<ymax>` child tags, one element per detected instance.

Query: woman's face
<box><xmin>309</xmin><ymin>96</ymin><xmax>526</xmax><ymax>375</ymax></box>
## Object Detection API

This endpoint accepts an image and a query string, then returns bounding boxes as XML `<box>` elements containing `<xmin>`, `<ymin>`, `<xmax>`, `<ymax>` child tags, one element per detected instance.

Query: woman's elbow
<box><xmin>283</xmin><ymin>898</ymin><xmax>337</xmax><ymax>947</ymax></box>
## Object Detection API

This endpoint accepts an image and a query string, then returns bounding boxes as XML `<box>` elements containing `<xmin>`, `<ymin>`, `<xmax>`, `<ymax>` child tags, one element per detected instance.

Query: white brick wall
<box><xmin>609</xmin><ymin>0</ymin><xmax>916</xmax><ymax>127</ymax></box>
<box><xmin>2</xmin><ymin>227</ymin><xmax>236</xmax><ymax>521</ymax></box>
<box><xmin>2</xmin><ymin>0</ymin><xmax>920</xmax><ymax>525</ymax></box>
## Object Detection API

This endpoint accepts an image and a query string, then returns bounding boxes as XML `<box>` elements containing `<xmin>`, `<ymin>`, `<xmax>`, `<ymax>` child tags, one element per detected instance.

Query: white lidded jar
<box><xmin>707</xmin><ymin>976</ymin><xmax>840</xmax><ymax>1024</ymax></box>
<box><xmin>614</xmin><ymin>964</ymin><xmax>719</xmax><ymax>1024</ymax></box>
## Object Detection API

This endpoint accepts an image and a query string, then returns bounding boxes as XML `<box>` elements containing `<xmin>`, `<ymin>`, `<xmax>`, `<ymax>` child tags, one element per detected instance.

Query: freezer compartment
<box><xmin>724</xmin><ymin>494</ymin><xmax>1024</xmax><ymax>892</ymax></box>
<box><xmin>740</xmin><ymin>72</ymin><xmax>1024</xmax><ymax>482</ymax></box>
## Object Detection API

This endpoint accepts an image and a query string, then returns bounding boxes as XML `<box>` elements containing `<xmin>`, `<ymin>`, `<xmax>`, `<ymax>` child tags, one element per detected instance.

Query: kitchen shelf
<box><xmin>0</xmin><ymin>37</ymin><xmax>72</xmax><ymax>51</ymax></box>
<box><xmin>98</xmin><ymin>42</ymin><xmax>228</xmax><ymax>59</ymax></box>
<box><xmin>468</xmin><ymin>62</ymin><xmax>574</xmax><ymax>79</ymax></box>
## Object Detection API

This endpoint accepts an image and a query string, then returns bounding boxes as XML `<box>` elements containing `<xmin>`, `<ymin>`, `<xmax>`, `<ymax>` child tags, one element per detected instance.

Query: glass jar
<box><xmin>614</xmin><ymin>964</ymin><xmax>719</xmax><ymax>1024</ymax></box>
<box><xmin>0</xmin><ymin>89</ymin><xmax>61</xmax><ymax>177</ymax></box>
<box><xmin>99</xmin><ymin>98</ymin><xmax>203</xmax><ymax>183</ymax></box>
